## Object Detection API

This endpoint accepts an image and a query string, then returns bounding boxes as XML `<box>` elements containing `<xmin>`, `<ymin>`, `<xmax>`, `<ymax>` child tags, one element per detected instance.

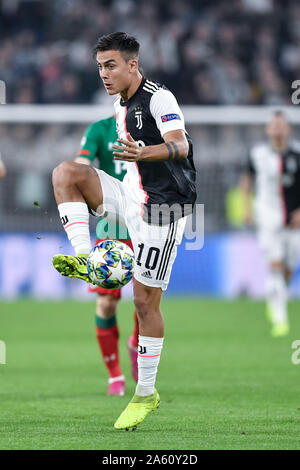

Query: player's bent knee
<box><xmin>52</xmin><ymin>161</ymin><xmax>74</xmax><ymax>187</ymax></box>
<box><xmin>52</xmin><ymin>161</ymin><xmax>87</xmax><ymax>188</ymax></box>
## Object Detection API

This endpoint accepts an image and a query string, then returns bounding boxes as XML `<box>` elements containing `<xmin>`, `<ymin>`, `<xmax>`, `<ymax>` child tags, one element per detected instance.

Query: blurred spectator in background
<box><xmin>0</xmin><ymin>0</ymin><xmax>299</xmax><ymax>105</ymax></box>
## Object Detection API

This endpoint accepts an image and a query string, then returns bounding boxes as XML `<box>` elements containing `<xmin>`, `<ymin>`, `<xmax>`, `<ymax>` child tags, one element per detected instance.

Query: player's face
<box><xmin>96</xmin><ymin>50</ymin><xmax>137</xmax><ymax>95</ymax></box>
<box><xmin>266</xmin><ymin>116</ymin><xmax>291</xmax><ymax>149</ymax></box>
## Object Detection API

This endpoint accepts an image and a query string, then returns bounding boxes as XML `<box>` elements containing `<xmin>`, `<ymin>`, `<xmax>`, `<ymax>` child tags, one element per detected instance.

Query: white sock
<box><xmin>266</xmin><ymin>269</ymin><xmax>288</xmax><ymax>324</ymax></box>
<box><xmin>58</xmin><ymin>202</ymin><xmax>92</xmax><ymax>255</ymax></box>
<box><xmin>135</xmin><ymin>335</ymin><xmax>164</xmax><ymax>397</ymax></box>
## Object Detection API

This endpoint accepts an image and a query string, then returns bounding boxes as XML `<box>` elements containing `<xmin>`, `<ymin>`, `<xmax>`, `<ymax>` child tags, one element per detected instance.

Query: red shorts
<box><xmin>88</xmin><ymin>238</ymin><xmax>133</xmax><ymax>299</ymax></box>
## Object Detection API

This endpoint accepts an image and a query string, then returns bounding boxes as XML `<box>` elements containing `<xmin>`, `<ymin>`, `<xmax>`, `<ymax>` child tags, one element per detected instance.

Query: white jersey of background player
<box><xmin>241</xmin><ymin>111</ymin><xmax>300</xmax><ymax>337</ymax></box>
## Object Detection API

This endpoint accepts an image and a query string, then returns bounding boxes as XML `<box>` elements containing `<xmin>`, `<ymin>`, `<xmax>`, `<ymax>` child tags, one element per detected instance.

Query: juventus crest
<box><xmin>134</xmin><ymin>107</ymin><xmax>143</xmax><ymax>130</ymax></box>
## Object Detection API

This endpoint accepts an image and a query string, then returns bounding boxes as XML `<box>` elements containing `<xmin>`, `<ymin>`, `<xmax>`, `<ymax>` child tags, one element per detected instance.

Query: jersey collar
<box><xmin>120</xmin><ymin>77</ymin><xmax>146</xmax><ymax>107</ymax></box>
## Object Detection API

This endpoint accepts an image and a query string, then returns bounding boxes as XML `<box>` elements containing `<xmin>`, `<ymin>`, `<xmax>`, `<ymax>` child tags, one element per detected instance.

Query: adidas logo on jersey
<box><xmin>141</xmin><ymin>270</ymin><xmax>152</xmax><ymax>279</ymax></box>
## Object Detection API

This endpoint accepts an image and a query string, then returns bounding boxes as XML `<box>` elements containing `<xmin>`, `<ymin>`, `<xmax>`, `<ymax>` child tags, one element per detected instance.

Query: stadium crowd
<box><xmin>0</xmin><ymin>0</ymin><xmax>299</xmax><ymax>105</ymax></box>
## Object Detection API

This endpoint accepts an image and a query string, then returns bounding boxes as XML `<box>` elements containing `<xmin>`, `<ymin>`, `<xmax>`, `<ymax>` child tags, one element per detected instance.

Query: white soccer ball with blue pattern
<box><xmin>87</xmin><ymin>240</ymin><xmax>135</xmax><ymax>289</ymax></box>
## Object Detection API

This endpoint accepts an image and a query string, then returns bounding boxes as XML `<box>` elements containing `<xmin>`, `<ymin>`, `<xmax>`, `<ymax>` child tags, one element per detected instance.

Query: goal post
<box><xmin>0</xmin><ymin>105</ymin><xmax>299</xmax><ymax>124</ymax></box>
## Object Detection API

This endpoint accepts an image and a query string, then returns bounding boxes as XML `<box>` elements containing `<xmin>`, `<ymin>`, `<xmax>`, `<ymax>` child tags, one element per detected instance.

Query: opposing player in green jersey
<box><xmin>75</xmin><ymin>115</ymin><xmax>139</xmax><ymax>396</ymax></box>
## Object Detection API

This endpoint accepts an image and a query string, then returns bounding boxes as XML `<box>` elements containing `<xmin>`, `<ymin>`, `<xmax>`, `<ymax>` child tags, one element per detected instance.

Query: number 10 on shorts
<box><xmin>136</xmin><ymin>243</ymin><xmax>160</xmax><ymax>270</ymax></box>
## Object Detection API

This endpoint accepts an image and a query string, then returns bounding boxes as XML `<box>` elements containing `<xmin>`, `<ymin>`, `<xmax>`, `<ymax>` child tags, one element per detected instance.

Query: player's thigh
<box><xmin>128</xmin><ymin>215</ymin><xmax>186</xmax><ymax>291</ymax></box>
<box><xmin>257</xmin><ymin>228</ymin><xmax>284</xmax><ymax>264</ymax></box>
<box><xmin>92</xmin><ymin>169</ymin><xmax>127</xmax><ymax>227</ymax></box>
<box><xmin>53</xmin><ymin>162</ymin><xmax>103</xmax><ymax>210</ymax></box>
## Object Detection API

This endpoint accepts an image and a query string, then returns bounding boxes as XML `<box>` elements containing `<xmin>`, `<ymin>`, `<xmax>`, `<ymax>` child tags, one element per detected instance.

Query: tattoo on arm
<box><xmin>170</xmin><ymin>141</ymin><xmax>180</xmax><ymax>160</ymax></box>
<box><xmin>165</xmin><ymin>142</ymin><xmax>173</xmax><ymax>160</ymax></box>
<box><xmin>165</xmin><ymin>141</ymin><xmax>180</xmax><ymax>161</ymax></box>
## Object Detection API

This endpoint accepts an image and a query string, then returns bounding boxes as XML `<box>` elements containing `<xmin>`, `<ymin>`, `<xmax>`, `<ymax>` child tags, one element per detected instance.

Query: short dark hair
<box><xmin>93</xmin><ymin>32</ymin><xmax>140</xmax><ymax>61</ymax></box>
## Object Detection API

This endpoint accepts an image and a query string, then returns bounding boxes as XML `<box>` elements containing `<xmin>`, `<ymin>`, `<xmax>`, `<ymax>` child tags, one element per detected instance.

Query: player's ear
<box><xmin>128</xmin><ymin>58</ymin><xmax>138</xmax><ymax>72</ymax></box>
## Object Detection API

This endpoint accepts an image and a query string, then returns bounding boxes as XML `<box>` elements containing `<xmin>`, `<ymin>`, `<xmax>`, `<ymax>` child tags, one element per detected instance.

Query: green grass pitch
<box><xmin>1</xmin><ymin>298</ymin><xmax>300</xmax><ymax>450</ymax></box>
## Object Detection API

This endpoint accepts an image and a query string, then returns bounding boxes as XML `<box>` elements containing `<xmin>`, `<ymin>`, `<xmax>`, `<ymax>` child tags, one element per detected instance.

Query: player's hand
<box><xmin>112</xmin><ymin>133</ymin><xmax>143</xmax><ymax>161</ymax></box>
<box><xmin>290</xmin><ymin>208</ymin><xmax>300</xmax><ymax>228</ymax></box>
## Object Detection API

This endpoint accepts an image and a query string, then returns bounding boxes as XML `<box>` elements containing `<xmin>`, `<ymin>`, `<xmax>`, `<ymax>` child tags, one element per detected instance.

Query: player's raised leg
<box><xmin>114</xmin><ymin>281</ymin><xmax>163</xmax><ymax>430</ymax></box>
<box><xmin>52</xmin><ymin>161</ymin><xmax>103</xmax><ymax>281</ymax></box>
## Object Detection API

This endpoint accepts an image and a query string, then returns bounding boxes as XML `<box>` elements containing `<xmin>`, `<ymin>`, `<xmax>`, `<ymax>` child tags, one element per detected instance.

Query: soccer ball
<box><xmin>87</xmin><ymin>240</ymin><xmax>135</xmax><ymax>289</ymax></box>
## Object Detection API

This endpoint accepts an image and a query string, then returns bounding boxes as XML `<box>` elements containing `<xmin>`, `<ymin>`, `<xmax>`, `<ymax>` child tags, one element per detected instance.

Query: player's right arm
<box><xmin>240</xmin><ymin>152</ymin><xmax>255</xmax><ymax>224</ymax></box>
<box><xmin>74</xmin><ymin>122</ymin><xmax>101</xmax><ymax>166</ymax></box>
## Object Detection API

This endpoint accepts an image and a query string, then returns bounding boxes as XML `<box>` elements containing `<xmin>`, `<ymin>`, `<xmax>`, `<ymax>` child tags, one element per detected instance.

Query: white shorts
<box><xmin>94</xmin><ymin>169</ymin><xmax>186</xmax><ymax>291</ymax></box>
<box><xmin>257</xmin><ymin>226</ymin><xmax>300</xmax><ymax>270</ymax></box>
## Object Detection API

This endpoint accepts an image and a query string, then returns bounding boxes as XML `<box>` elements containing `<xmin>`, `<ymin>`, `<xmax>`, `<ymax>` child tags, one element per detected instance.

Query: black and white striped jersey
<box><xmin>114</xmin><ymin>77</ymin><xmax>196</xmax><ymax>224</ymax></box>
<box><xmin>247</xmin><ymin>140</ymin><xmax>300</xmax><ymax>228</ymax></box>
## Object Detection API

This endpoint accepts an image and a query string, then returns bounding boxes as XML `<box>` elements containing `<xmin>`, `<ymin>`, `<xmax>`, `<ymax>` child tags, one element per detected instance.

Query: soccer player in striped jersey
<box><xmin>241</xmin><ymin>111</ymin><xmax>300</xmax><ymax>337</ymax></box>
<box><xmin>75</xmin><ymin>115</ymin><xmax>138</xmax><ymax>396</ymax></box>
<box><xmin>52</xmin><ymin>32</ymin><xmax>196</xmax><ymax>430</ymax></box>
